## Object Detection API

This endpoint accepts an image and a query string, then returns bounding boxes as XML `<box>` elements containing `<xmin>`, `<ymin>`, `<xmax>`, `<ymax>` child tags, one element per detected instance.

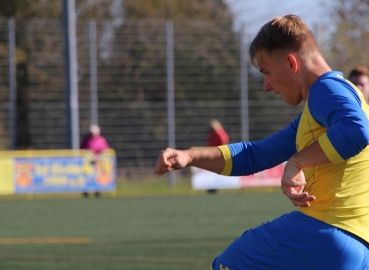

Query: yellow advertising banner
<box><xmin>0</xmin><ymin>149</ymin><xmax>116</xmax><ymax>195</ymax></box>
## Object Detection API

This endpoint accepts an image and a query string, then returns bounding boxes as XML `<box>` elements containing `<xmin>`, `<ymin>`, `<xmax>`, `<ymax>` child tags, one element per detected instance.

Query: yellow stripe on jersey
<box><xmin>218</xmin><ymin>145</ymin><xmax>232</xmax><ymax>176</ymax></box>
<box><xmin>318</xmin><ymin>133</ymin><xmax>344</xmax><ymax>163</ymax></box>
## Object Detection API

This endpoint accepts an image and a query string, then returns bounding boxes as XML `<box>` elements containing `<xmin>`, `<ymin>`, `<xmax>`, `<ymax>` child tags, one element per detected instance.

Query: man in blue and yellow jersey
<box><xmin>154</xmin><ymin>14</ymin><xmax>369</xmax><ymax>269</ymax></box>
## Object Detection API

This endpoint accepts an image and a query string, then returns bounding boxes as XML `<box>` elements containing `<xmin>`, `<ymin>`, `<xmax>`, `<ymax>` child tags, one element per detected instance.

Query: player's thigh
<box><xmin>210</xmin><ymin>217</ymin><xmax>295</xmax><ymax>270</ymax></box>
<box><xmin>211</xmin><ymin>212</ymin><xmax>369</xmax><ymax>270</ymax></box>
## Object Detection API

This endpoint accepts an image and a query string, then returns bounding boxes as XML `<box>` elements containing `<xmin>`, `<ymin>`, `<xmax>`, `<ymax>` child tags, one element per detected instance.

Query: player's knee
<box><xmin>211</xmin><ymin>256</ymin><xmax>232</xmax><ymax>270</ymax></box>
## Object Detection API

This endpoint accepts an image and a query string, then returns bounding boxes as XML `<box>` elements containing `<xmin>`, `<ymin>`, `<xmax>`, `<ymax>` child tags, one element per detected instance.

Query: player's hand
<box><xmin>154</xmin><ymin>148</ymin><xmax>190</xmax><ymax>175</ymax></box>
<box><xmin>281</xmin><ymin>161</ymin><xmax>316</xmax><ymax>207</ymax></box>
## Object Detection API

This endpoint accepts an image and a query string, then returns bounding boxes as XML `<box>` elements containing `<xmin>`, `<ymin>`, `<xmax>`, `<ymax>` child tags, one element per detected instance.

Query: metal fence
<box><xmin>0</xmin><ymin>18</ymin><xmax>307</xmax><ymax>181</ymax></box>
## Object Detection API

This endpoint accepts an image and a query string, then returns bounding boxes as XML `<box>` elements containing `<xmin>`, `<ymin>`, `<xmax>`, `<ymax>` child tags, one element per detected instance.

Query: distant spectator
<box><xmin>80</xmin><ymin>124</ymin><xmax>109</xmax><ymax>153</ymax></box>
<box><xmin>80</xmin><ymin>124</ymin><xmax>109</xmax><ymax>198</ymax></box>
<box><xmin>349</xmin><ymin>66</ymin><xmax>369</xmax><ymax>104</ymax></box>
<box><xmin>206</xmin><ymin>119</ymin><xmax>229</xmax><ymax>194</ymax></box>
<box><xmin>207</xmin><ymin>119</ymin><xmax>229</xmax><ymax>147</ymax></box>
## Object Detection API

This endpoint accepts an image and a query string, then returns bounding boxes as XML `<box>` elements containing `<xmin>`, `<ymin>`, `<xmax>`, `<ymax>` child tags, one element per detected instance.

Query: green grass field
<box><xmin>0</xmin><ymin>188</ymin><xmax>295</xmax><ymax>269</ymax></box>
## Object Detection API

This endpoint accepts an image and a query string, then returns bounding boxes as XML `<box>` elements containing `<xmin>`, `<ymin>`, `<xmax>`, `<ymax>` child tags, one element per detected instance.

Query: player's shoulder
<box><xmin>309</xmin><ymin>71</ymin><xmax>360</xmax><ymax>104</ymax></box>
<box><xmin>311</xmin><ymin>71</ymin><xmax>346</xmax><ymax>92</ymax></box>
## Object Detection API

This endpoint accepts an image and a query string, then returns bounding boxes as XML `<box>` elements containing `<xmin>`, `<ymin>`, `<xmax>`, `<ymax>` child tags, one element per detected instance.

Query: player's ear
<box><xmin>287</xmin><ymin>54</ymin><xmax>298</xmax><ymax>74</ymax></box>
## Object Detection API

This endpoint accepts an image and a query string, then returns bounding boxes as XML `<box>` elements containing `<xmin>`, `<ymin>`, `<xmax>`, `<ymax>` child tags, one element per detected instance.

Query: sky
<box><xmin>224</xmin><ymin>0</ymin><xmax>336</xmax><ymax>40</ymax></box>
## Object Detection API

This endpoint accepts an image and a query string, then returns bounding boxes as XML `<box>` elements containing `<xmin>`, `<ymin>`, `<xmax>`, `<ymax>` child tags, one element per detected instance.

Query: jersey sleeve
<box><xmin>218</xmin><ymin>115</ymin><xmax>299</xmax><ymax>176</ymax></box>
<box><xmin>309</xmin><ymin>77</ymin><xmax>369</xmax><ymax>162</ymax></box>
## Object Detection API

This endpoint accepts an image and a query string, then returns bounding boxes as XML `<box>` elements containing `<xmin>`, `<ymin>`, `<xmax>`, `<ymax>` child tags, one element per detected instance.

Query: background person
<box><xmin>80</xmin><ymin>124</ymin><xmax>110</xmax><ymax>198</ymax></box>
<box><xmin>206</xmin><ymin>119</ymin><xmax>229</xmax><ymax>193</ymax></box>
<box><xmin>80</xmin><ymin>124</ymin><xmax>109</xmax><ymax>153</ymax></box>
<box><xmin>348</xmin><ymin>65</ymin><xmax>369</xmax><ymax>104</ymax></box>
<box><xmin>207</xmin><ymin>119</ymin><xmax>229</xmax><ymax>147</ymax></box>
<box><xmin>154</xmin><ymin>14</ymin><xmax>369</xmax><ymax>269</ymax></box>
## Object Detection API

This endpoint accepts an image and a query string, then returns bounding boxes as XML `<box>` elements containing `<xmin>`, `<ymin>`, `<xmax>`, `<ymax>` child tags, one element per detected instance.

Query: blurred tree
<box><xmin>124</xmin><ymin>0</ymin><xmax>232</xmax><ymax>22</ymax></box>
<box><xmin>0</xmin><ymin>0</ymin><xmax>120</xmax><ymax>18</ymax></box>
<box><xmin>0</xmin><ymin>0</ymin><xmax>118</xmax><ymax>149</ymax></box>
<box><xmin>112</xmin><ymin>0</ymin><xmax>242</xmax><ymax>150</ymax></box>
<box><xmin>328</xmin><ymin>0</ymin><xmax>369</xmax><ymax>76</ymax></box>
<box><xmin>0</xmin><ymin>0</ymin><xmax>62</xmax><ymax>149</ymax></box>
<box><xmin>99</xmin><ymin>0</ymin><xmax>237</xmax><ymax>102</ymax></box>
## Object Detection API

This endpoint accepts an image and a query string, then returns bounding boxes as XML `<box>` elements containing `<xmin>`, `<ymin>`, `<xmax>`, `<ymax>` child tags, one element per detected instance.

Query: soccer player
<box><xmin>154</xmin><ymin>14</ymin><xmax>369</xmax><ymax>269</ymax></box>
<box><xmin>349</xmin><ymin>66</ymin><xmax>369</xmax><ymax>104</ymax></box>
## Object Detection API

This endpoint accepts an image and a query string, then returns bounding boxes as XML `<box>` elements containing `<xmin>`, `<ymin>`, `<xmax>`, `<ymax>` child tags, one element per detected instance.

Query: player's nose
<box><xmin>263</xmin><ymin>77</ymin><xmax>272</xmax><ymax>92</ymax></box>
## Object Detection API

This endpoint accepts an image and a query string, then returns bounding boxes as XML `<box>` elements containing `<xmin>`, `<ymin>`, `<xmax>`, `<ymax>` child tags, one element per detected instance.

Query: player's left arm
<box><xmin>312</xmin><ymin>79</ymin><xmax>369</xmax><ymax>162</ymax></box>
<box><xmin>282</xmin><ymin>78</ymin><xmax>369</xmax><ymax>206</ymax></box>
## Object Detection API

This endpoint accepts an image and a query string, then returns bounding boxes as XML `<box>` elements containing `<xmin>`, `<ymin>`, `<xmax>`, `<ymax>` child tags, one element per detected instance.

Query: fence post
<box><xmin>8</xmin><ymin>17</ymin><xmax>16</xmax><ymax>150</ymax></box>
<box><xmin>240</xmin><ymin>24</ymin><xmax>249</xmax><ymax>142</ymax></box>
<box><xmin>166</xmin><ymin>20</ymin><xmax>176</xmax><ymax>186</ymax></box>
<box><xmin>89</xmin><ymin>19</ymin><xmax>98</xmax><ymax>126</ymax></box>
<box><xmin>63</xmin><ymin>0</ymin><xmax>80</xmax><ymax>149</ymax></box>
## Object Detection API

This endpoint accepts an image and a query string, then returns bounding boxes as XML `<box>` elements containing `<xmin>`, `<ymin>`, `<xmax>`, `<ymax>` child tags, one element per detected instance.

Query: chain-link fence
<box><xmin>0</xmin><ymin>18</ymin><xmax>314</xmax><ymax>181</ymax></box>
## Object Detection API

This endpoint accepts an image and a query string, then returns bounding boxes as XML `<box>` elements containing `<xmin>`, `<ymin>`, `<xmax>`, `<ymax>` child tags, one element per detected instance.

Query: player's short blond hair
<box><xmin>249</xmin><ymin>14</ymin><xmax>320</xmax><ymax>68</ymax></box>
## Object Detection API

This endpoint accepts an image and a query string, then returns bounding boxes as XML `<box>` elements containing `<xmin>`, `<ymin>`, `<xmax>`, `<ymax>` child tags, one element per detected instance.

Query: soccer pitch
<box><xmin>0</xmin><ymin>192</ymin><xmax>295</xmax><ymax>269</ymax></box>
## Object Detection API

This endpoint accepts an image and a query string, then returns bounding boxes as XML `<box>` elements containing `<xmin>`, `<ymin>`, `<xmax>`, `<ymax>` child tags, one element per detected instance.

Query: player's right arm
<box><xmin>155</xmin><ymin>115</ymin><xmax>300</xmax><ymax>176</ymax></box>
<box><xmin>154</xmin><ymin>147</ymin><xmax>225</xmax><ymax>175</ymax></box>
<box><xmin>222</xmin><ymin>115</ymin><xmax>299</xmax><ymax>176</ymax></box>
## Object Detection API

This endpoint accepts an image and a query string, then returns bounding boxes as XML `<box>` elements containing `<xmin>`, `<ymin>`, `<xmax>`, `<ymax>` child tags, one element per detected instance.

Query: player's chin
<box><xmin>284</xmin><ymin>98</ymin><xmax>302</xmax><ymax>106</ymax></box>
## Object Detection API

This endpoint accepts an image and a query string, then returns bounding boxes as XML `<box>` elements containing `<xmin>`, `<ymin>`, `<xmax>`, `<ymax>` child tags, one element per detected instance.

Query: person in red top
<box><xmin>80</xmin><ymin>124</ymin><xmax>109</xmax><ymax>198</ymax></box>
<box><xmin>206</xmin><ymin>119</ymin><xmax>229</xmax><ymax>193</ymax></box>
<box><xmin>207</xmin><ymin>119</ymin><xmax>229</xmax><ymax>147</ymax></box>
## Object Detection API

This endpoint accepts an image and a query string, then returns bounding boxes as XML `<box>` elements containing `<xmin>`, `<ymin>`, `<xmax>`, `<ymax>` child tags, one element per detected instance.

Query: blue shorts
<box><xmin>211</xmin><ymin>211</ymin><xmax>369</xmax><ymax>270</ymax></box>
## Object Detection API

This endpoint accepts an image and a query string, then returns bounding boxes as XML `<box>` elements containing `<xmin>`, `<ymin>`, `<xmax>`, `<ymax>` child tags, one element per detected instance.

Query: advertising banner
<box><xmin>0</xmin><ymin>149</ymin><xmax>116</xmax><ymax>195</ymax></box>
<box><xmin>191</xmin><ymin>163</ymin><xmax>285</xmax><ymax>190</ymax></box>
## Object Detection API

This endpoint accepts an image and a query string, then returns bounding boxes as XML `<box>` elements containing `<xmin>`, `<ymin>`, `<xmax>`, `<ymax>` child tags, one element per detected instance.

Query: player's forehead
<box><xmin>254</xmin><ymin>50</ymin><xmax>277</xmax><ymax>72</ymax></box>
<box><xmin>352</xmin><ymin>74</ymin><xmax>369</xmax><ymax>84</ymax></box>
<box><xmin>359</xmin><ymin>75</ymin><xmax>369</xmax><ymax>83</ymax></box>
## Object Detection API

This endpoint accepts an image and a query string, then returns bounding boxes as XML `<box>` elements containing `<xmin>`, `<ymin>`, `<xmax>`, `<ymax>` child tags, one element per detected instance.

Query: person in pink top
<box><xmin>80</xmin><ymin>124</ymin><xmax>109</xmax><ymax>198</ymax></box>
<box><xmin>80</xmin><ymin>124</ymin><xmax>109</xmax><ymax>152</ymax></box>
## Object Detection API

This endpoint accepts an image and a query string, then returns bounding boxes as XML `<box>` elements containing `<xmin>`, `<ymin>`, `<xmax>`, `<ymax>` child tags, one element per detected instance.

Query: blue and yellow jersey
<box><xmin>218</xmin><ymin>71</ymin><xmax>369</xmax><ymax>243</ymax></box>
